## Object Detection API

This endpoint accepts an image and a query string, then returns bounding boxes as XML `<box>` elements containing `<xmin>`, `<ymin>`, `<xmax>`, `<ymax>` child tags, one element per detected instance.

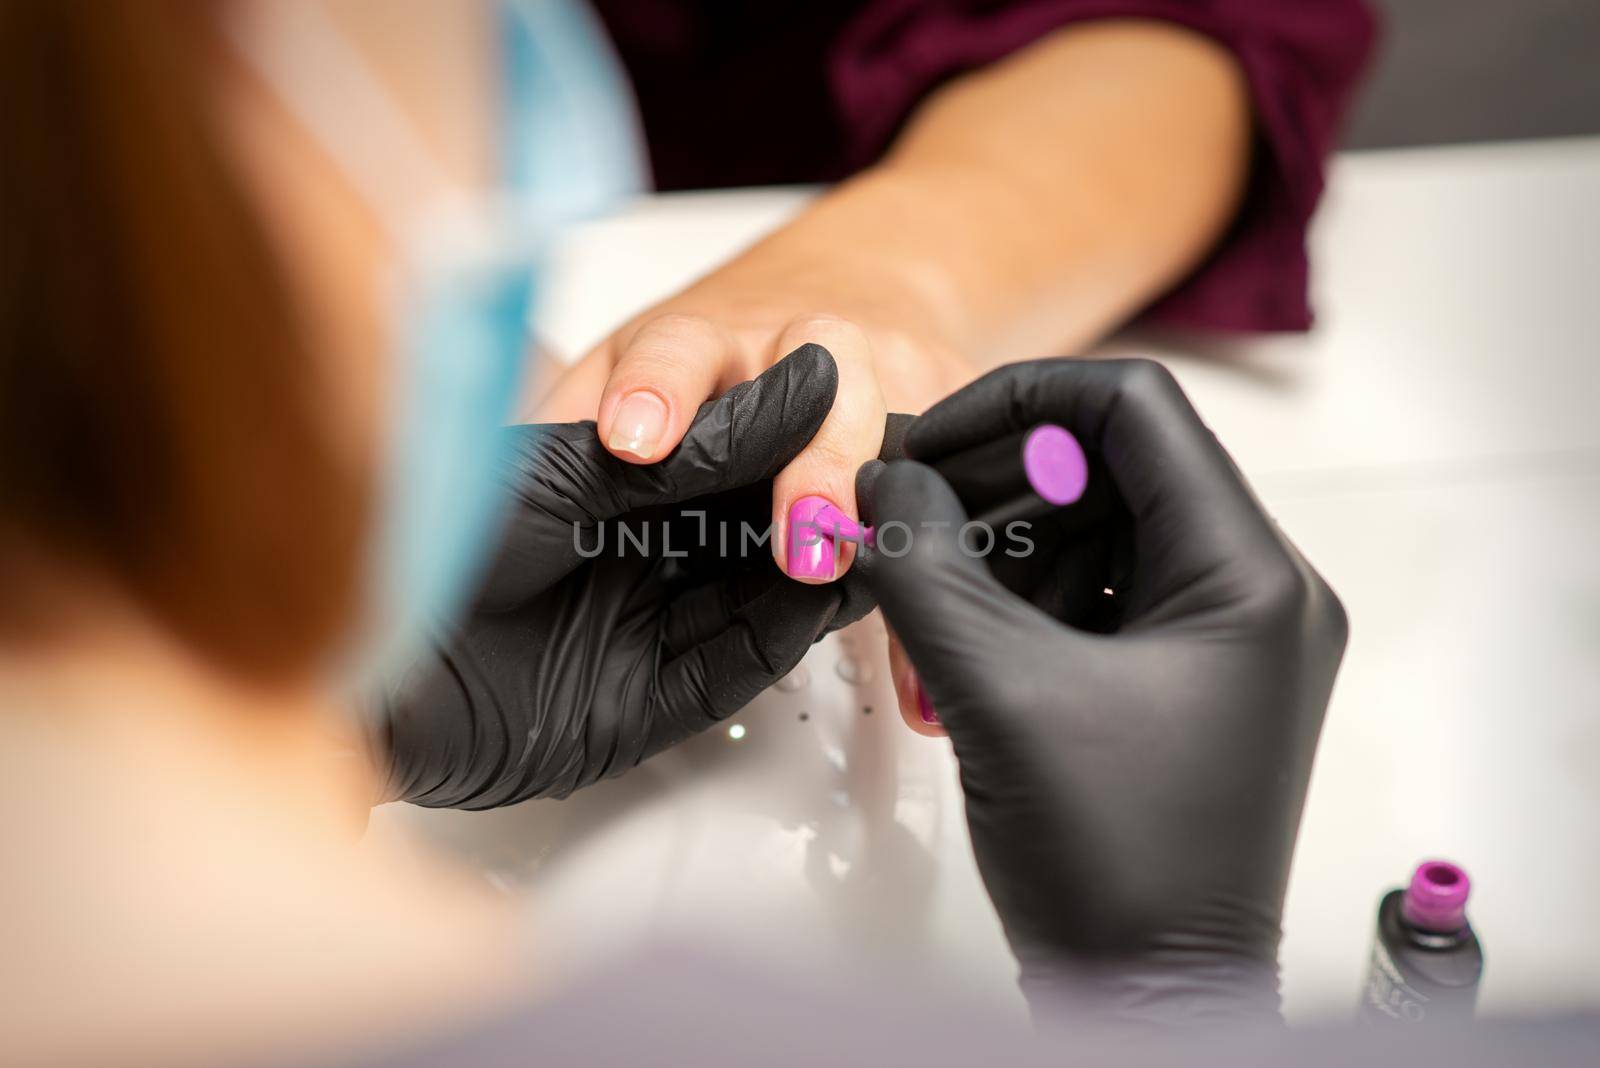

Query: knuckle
<box><xmin>610</xmin><ymin>357</ymin><xmax>695</xmax><ymax>406</ymax></box>
<box><xmin>811</xmin><ymin>399</ymin><xmax>885</xmax><ymax>463</ymax></box>
<box><xmin>635</xmin><ymin>312</ymin><xmax>719</xmax><ymax>343</ymax></box>
<box><xmin>789</xmin><ymin>436</ymin><xmax>860</xmax><ymax>480</ymax></box>
<box><xmin>618</xmin><ymin>315</ymin><xmax>726</xmax><ymax>370</ymax></box>
<box><xmin>617</xmin><ymin>345</ymin><xmax>690</xmax><ymax>377</ymax></box>
<box><xmin>1315</xmin><ymin>575</ymin><xmax>1351</xmax><ymax>652</ymax></box>
<box><xmin>827</xmin><ymin>383</ymin><xmax>888</xmax><ymax>433</ymax></box>
<box><xmin>1233</xmin><ymin>550</ymin><xmax>1314</xmax><ymax>630</ymax></box>
<box><xmin>1112</xmin><ymin>358</ymin><xmax>1185</xmax><ymax>410</ymax></box>
<box><xmin>783</xmin><ymin>313</ymin><xmax>869</xmax><ymax>352</ymax></box>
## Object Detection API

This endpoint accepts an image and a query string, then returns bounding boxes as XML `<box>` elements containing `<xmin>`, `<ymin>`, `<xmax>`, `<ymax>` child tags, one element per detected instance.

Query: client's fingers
<box><xmin>530</xmin><ymin>345</ymin><xmax>612</xmax><ymax>423</ymax></box>
<box><xmin>885</xmin><ymin>625</ymin><xmax>946</xmax><ymax>738</ymax></box>
<box><xmin>477</xmin><ymin>347</ymin><xmax>838</xmax><ymax>610</ymax></box>
<box><xmin>597</xmin><ymin>314</ymin><xmax>740</xmax><ymax>463</ymax></box>
<box><xmin>770</xmin><ymin>315</ymin><xmax>886</xmax><ymax>584</ymax></box>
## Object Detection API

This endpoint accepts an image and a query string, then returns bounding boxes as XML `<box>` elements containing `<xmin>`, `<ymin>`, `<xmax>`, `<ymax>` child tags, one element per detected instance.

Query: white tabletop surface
<box><xmin>371</xmin><ymin>136</ymin><xmax>1600</xmax><ymax>1022</ymax></box>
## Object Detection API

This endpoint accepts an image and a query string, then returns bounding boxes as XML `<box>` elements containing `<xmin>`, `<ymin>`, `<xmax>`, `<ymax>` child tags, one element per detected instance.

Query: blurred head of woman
<box><xmin>0</xmin><ymin>4</ymin><xmax>521</xmax><ymax>1064</ymax></box>
<box><xmin>0</xmin><ymin>0</ymin><xmax>374</xmax><ymax>683</ymax></box>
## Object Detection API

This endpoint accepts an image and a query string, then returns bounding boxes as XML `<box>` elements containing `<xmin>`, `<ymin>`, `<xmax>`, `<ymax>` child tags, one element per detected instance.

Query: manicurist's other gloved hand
<box><xmin>373</xmin><ymin>345</ymin><xmax>875</xmax><ymax>808</ymax></box>
<box><xmin>856</xmin><ymin>359</ymin><xmax>1348</xmax><ymax>1028</ymax></box>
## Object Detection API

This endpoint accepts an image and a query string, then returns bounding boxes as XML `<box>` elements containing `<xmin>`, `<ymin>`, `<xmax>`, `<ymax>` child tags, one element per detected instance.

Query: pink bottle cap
<box><xmin>1402</xmin><ymin>859</ymin><xmax>1472</xmax><ymax>932</ymax></box>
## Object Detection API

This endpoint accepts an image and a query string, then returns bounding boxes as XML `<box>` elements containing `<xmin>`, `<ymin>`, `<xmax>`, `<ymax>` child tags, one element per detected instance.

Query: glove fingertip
<box><xmin>651</xmin><ymin>345</ymin><xmax>841</xmax><ymax>499</ymax></box>
<box><xmin>855</xmin><ymin>459</ymin><xmax>887</xmax><ymax>524</ymax></box>
<box><xmin>752</xmin><ymin>344</ymin><xmax>838</xmax><ymax>441</ymax></box>
<box><xmin>727</xmin><ymin>344</ymin><xmax>840</xmax><ymax>474</ymax></box>
<box><xmin>879</xmin><ymin>412</ymin><xmax>915</xmax><ymax>461</ymax></box>
<box><xmin>782</xmin><ymin>342</ymin><xmax>841</xmax><ymax>403</ymax></box>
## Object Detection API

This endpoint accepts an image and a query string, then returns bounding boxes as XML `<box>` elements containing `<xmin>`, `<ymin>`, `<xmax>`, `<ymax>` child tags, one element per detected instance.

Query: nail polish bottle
<box><xmin>1360</xmin><ymin>860</ymin><xmax>1484</xmax><ymax>1024</ymax></box>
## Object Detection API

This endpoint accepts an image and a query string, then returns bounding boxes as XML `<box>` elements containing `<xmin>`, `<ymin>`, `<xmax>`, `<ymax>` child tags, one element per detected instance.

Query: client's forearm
<box><xmin>752</xmin><ymin>19</ymin><xmax>1252</xmax><ymax>365</ymax></box>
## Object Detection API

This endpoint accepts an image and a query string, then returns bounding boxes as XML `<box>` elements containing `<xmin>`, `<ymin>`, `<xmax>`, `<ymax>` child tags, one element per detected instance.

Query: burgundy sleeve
<box><xmin>829</xmin><ymin>0</ymin><xmax>1379</xmax><ymax>332</ymax></box>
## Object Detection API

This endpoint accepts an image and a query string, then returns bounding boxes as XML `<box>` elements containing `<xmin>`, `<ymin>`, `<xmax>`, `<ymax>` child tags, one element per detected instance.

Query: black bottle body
<box><xmin>1361</xmin><ymin>888</ymin><xmax>1484</xmax><ymax>1024</ymax></box>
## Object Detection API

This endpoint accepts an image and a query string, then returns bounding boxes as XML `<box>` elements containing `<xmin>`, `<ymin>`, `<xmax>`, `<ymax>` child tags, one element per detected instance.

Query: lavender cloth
<box><xmin>590</xmin><ymin>0</ymin><xmax>1377</xmax><ymax>333</ymax></box>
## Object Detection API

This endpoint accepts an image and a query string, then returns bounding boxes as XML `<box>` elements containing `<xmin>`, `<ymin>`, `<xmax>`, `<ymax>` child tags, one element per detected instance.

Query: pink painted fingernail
<box><xmin>787</xmin><ymin>495</ymin><xmax>837</xmax><ymax>581</ymax></box>
<box><xmin>915</xmin><ymin>676</ymin><xmax>939</xmax><ymax>725</ymax></box>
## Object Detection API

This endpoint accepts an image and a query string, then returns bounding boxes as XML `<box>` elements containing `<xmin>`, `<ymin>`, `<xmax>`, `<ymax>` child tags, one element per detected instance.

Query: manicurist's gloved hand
<box><xmin>856</xmin><ymin>359</ymin><xmax>1348</xmax><ymax>1027</ymax></box>
<box><xmin>374</xmin><ymin>345</ymin><xmax>875</xmax><ymax>808</ymax></box>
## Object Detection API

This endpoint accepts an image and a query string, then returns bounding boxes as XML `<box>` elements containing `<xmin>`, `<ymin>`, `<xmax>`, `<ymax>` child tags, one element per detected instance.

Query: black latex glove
<box><xmin>855</xmin><ymin>359</ymin><xmax>1348</xmax><ymax>1027</ymax></box>
<box><xmin>374</xmin><ymin>345</ymin><xmax>878</xmax><ymax>808</ymax></box>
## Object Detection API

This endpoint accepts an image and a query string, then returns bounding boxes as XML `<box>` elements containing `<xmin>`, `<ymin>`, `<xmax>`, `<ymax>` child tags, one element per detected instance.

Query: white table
<box><xmin>371</xmin><ymin>137</ymin><xmax>1600</xmax><ymax>1021</ymax></box>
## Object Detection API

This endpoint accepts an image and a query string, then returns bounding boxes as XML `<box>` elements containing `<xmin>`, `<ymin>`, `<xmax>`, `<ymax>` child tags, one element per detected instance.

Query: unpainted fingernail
<box><xmin>607</xmin><ymin>390</ymin><xmax>668</xmax><ymax>459</ymax></box>
<box><xmin>787</xmin><ymin>495</ymin><xmax>837</xmax><ymax>581</ymax></box>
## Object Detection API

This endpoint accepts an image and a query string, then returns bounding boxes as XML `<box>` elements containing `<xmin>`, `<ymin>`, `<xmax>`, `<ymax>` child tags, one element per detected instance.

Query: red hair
<box><xmin>0</xmin><ymin>1</ymin><xmax>367</xmax><ymax>682</ymax></box>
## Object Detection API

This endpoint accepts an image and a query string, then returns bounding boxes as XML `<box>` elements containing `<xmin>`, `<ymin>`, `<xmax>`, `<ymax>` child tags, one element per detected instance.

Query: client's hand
<box><xmin>374</xmin><ymin>346</ymin><xmax>874</xmax><ymax>807</ymax></box>
<box><xmin>856</xmin><ymin>359</ymin><xmax>1348</xmax><ymax>1026</ymax></box>
<box><xmin>534</xmin><ymin>216</ymin><xmax>975</xmax><ymax>583</ymax></box>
